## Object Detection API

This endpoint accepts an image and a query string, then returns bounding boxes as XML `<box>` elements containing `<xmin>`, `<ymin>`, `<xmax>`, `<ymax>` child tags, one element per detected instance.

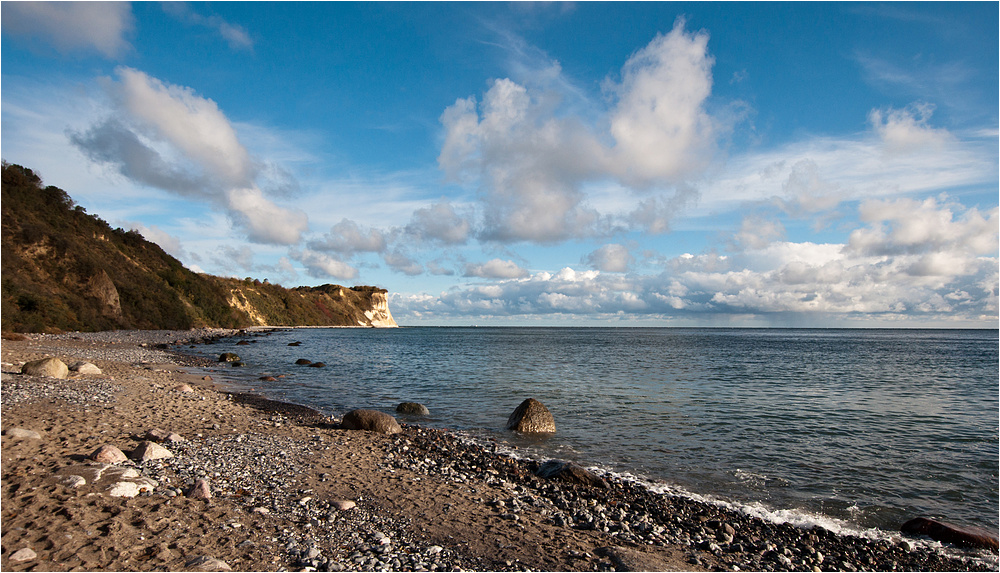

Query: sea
<box><xmin>186</xmin><ymin>327</ymin><xmax>998</xmax><ymax>548</ymax></box>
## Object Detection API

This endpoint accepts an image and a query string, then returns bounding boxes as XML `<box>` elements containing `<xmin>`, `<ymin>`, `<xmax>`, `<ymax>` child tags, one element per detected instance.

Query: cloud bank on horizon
<box><xmin>2</xmin><ymin>2</ymin><xmax>996</xmax><ymax>326</ymax></box>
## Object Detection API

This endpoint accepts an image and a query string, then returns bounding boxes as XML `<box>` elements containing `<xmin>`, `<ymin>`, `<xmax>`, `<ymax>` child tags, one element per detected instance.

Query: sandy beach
<box><xmin>1</xmin><ymin>330</ymin><xmax>993</xmax><ymax>572</ymax></box>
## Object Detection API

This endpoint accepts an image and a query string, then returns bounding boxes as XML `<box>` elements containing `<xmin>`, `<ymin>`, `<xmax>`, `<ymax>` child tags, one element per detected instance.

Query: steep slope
<box><xmin>1</xmin><ymin>162</ymin><xmax>396</xmax><ymax>332</ymax></box>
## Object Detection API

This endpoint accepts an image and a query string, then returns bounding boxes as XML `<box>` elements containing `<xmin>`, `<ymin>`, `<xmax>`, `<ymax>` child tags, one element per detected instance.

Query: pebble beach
<box><xmin>1</xmin><ymin>329</ymin><xmax>995</xmax><ymax>572</ymax></box>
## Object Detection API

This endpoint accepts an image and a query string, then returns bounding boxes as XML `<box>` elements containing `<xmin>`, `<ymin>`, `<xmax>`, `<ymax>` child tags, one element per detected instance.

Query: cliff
<box><xmin>0</xmin><ymin>162</ymin><xmax>397</xmax><ymax>332</ymax></box>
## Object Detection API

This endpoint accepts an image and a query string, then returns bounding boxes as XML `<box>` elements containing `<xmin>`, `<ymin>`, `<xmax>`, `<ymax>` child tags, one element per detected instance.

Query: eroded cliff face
<box><xmin>363</xmin><ymin>291</ymin><xmax>398</xmax><ymax>328</ymax></box>
<box><xmin>224</xmin><ymin>282</ymin><xmax>399</xmax><ymax>328</ymax></box>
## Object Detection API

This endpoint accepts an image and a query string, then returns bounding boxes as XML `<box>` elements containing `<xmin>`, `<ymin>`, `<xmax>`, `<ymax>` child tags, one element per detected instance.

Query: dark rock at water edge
<box><xmin>295</xmin><ymin>358</ymin><xmax>313</xmax><ymax>365</ymax></box>
<box><xmin>396</xmin><ymin>402</ymin><xmax>430</xmax><ymax>415</ymax></box>
<box><xmin>902</xmin><ymin>517</ymin><xmax>999</xmax><ymax>552</ymax></box>
<box><xmin>506</xmin><ymin>398</ymin><xmax>556</xmax><ymax>433</ymax></box>
<box><xmin>218</xmin><ymin>352</ymin><xmax>241</xmax><ymax>362</ymax></box>
<box><xmin>536</xmin><ymin>460</ymin><xmax>606</xmax><ymax>488</ymax></box>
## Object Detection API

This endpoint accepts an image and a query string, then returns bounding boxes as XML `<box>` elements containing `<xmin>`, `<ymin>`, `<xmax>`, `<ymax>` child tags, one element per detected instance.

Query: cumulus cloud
<box><xmin>309</xmin><ymin>219</ymin><xmax>387</xmax><ymax>254</ymax></box>
<box><xmin>405</xmin><ymin>200</ymin><xmax>473</xmax><ymax>245</ymax></box>
<box><xmin>292</xmin><ymin>249</ymin><xmax>358</xmax><ymax>280</ymax></box>
<box><xmin>869</xmin><ymin>103</ymin><xmax>954</xmax><ymax>155</ymax></box>
<box><xmin>393</xmin><ymin>198</ymin><xmax>998</xmax><ymax>325</ymax></box>
<box><xmin>1</xmin><ymin>2</ymin><xmax>134</xmax><ymax>58</ymax></box>
<box><xmin>607</xmin><ymin>18</ymin><xmax>717</xmax><ymax>186</ymax></box>
<box><xmin>585</xmin><ymin>244</ymin><xmax>633</xmax><ymax>272</ymax></box>
<box><xmin>384</xmin><ymin>251</ymin><xmax>424</xmax><ymax>276</ymax></box>
<box><xmin>70</xmin><ymin>67</ymin><xmax>308</xmax><ymax>245</ymax></box>
<box><xmin>846</xmin><ymin>196</ymin><xmax>998</xmax><ymax>257</ymax></box>
<box><xmin>731</xmin><ymin>215</ymin><xmax>785</xmax><ymax>251</ymax></box>
<box><xmin>438</xmin><ymin>20</ymin><xmax>720</xmax><ymax>243</ymax></box>
<box><xmin>463</xmin><ymin>259</ymin><xmax>530</xmax><ymax>279</ymax></box>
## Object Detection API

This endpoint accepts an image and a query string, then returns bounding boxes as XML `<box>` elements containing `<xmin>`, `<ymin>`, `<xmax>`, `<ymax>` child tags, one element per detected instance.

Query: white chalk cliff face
<box><xmin>364</xmin><ymin>291</ymin><xmax>398</xmax><ymax>328</ymax></box>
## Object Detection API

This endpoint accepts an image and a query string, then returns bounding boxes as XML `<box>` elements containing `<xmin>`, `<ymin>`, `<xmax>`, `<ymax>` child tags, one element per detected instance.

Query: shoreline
<box><xmin>2</xmin><ymin>330</ymin><xmax>995</xmax><ymax>572</ymax></box>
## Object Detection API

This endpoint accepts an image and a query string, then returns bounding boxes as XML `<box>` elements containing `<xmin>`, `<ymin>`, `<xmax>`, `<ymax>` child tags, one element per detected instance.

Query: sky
<box><xmin>1</xmin><ymin>2</ymin><xmax>997</xmax><ymax>327</ymax></box>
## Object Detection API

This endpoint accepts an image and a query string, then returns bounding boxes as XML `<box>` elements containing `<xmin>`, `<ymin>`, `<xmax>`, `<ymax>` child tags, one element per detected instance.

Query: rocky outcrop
<box><xmin>901</xmin><ymin>517</ymin><xmax>998</xmax><ymax>552</ymax></box>
<box><xmin>341</xmin><ymin>409</ymin><xmax>402</xmax><ymax>434</ymax></box>
<box><xmin>87</xmin><ymin>269</ymin><xmax>122</xmax><ymax>318</ymax></box>
<box><xmin>506</xmin><ymin>398</ymin><xmax>556</xmax><ymax>433</ymax></box>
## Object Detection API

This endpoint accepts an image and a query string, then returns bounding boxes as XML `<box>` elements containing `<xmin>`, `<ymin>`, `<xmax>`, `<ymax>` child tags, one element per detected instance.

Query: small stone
<box><xmin>174</xmin><ymin>384</ymin><xmax>195</xmax><ymax>393</ymax></box>
<box><xmin>185</xmin><ymin>555</ymin><xmax>232</xmax><ymax>571</ymax></box>
<box><xmin>130</xmin><ymin>441</ymin><xmax>174</xmax><ymax>461</ymax></box>
<box><xmin>252</xmin><ymin>507</ymin><xmax>270</xmax><ymax>514</ymax></box>
<box><xmin>90</xmin><ymin>444</ymin><xmax>128</xmax><ymax>464</ymax></box>
<box><xmin>57</xmin><ymin>474</ymin><xmax>87</xmax><ymax>488</ymax></box>
<box><xmin>331</xmin><ymin>500</ymin><xmax>356</xmax><ymax>511</ymax></box>
<box><xmin>108</xmin><ymin>481</ymin><xmax>141</xmax><ymax>498</ymax></box>
<box><xmin>187</xmin><ymin>478</ymin><xmax>212</xmax><ymax>500</ymax></box>
<box><xmin>4</xmin><ymin>427</ymin><xmax>42</xmax><ymax>440</ymax></box>
<box><xmin>10</xmin><ymin>547</ymin><xmax>37</xmax><ymax>562</ymax></box>
<box><xmin>69</xmin><ymin>361</ymin><xmax>102</xmax><ymax>375</ymax></box>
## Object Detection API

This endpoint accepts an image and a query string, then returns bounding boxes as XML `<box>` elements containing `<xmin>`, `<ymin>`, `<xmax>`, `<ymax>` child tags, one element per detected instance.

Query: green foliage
<box><xmin>1</xmin><ymin>162</ymin><xmax>391</xmax><ymax>332</ymax></box>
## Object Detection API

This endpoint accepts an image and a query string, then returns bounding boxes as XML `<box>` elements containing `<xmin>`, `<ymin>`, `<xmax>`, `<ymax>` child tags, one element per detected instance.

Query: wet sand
<box><xmin>1</xmin><ymin>330</ymin><xmax>993</xmax><ymax>572</ymax></box>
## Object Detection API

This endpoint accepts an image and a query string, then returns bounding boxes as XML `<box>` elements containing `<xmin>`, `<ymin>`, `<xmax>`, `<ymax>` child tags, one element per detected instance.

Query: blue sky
<box><xmin>2</xmin><ymin>2</ymin><xmax>997</xmax><ymax>327</ymax></box>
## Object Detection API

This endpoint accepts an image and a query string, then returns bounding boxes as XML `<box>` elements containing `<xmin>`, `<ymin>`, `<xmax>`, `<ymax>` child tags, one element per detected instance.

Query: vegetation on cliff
<box><xmin>1</xmin><ymin>162</ymin><xmax>394</xmax><ymax>333</ymax></box>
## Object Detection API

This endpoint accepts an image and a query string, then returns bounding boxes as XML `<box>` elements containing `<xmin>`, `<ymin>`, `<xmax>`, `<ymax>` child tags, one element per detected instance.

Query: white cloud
<box><xmin>293</xmin><ymin>249</ymin><xmax>358</xmax><ymax>281</ymax></box>
<box><xmin>585</xmin><ymin>244</ymin><xmax>633</xmax><ymax>272</ymax></box>
<box><xmin>383</xmin><ymin>251</ymin><xmax>424</xmax><ymax>276</ymax></box>
<box><xmin>732</xmin><ymin>215</ymin><xmax>785</xmax><ymax>251</ymax></box>
<box><xmin>393</xmin><ymin>198</ymin><xmax>998</xmax><ymax>325</ymax></box>
<box><xmin>437</xmin><ymin>20</ymin><xmax>722</xmax><ymax>243</ymax></box>
<box><xmin>463</xmin><ymin>259</ymin><xmax>529</xmax><ymax>279</ymax></box>
<box><xmin>70</xmin><ymin>67</ymin><xmax>308</xmax><ymax>245</ymax></box>
<box><xmin>1</xmin><ymin>2</ymin><xmax>134</xmax><ymax>58</ymax></box>
<box><xmin>847</xmin><ymin>196</ymin><xmax>998</xmax><ymax>257</ymax></box>
<box><xmin>405</xmin><ymin>200</ymin><xmax>473</xmax><ymax>245</ymax></box>
<box><xmin>869</xmin><ymin>103</ymin><xmax>955</xmax><ymax>155</ymax></box>
<box><xmin>161</xmin><ymin>2</ymin><xmax>253</xmax><ymax>51</ymax></box>
<box><xmin>607</xmin><ymin>18</ymin><xmax>717</xmax><ymax>186</ymax></box>
<box><xmin>310</xmin><ymin>219</ymin><xmax>387</xmax><ymax>254</ymax></box>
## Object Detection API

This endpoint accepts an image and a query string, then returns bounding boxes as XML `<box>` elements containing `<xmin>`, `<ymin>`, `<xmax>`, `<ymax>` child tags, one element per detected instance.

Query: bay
<box><xmin>193</xmin><ymin>327</ymin><xmax>999</xmax><ymax>538</ymax></box>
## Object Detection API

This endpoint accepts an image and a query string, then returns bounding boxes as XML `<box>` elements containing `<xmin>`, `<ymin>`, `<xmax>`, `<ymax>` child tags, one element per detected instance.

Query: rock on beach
<box><xmin>4</xmin><ymin>427</ymin><xmax>42</xmax><ymax>440</ymax></box>
<box><xmin>21</xmin><ymin>357</ymin><xmax>69</xmax><ymax>379</ymax></box>
<box><xmin>901</xmin><ymin>517</ymin><xmax>999</xmax><ymax>552</ymax></box>
<box><xmin>536</xmin><ymin>459</ymin><xmax>606</xmax><ymax>488</ymax></box>
<box><xmin>90</xmin><ymin>444</ymin><xmax>128</xmax><ymax>464</ymax></box>
<box><xmin>341</xmin><ymin>409</ymin><xmax>402</xmax><ymax>434</ymax></box>
<box><xmin>506</xmin><ymin>398</ymin><xmax>556</xmax><ymax>433</ymax></box>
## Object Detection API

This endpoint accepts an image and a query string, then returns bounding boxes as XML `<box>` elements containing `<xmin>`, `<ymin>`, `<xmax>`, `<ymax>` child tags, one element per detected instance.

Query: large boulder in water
<box><xmin>21</xmin><ymin>357</ymin><xmax>69</xmax><ymax>379</ymax></box>
<box><xmin>901</xmin><ymin>517</ymin><xmax>998</xmax><ymax>552</ymax></box>
<box><xmin>396</xmin><ymin>402</ymin><xmax>430</xmax><ymax>415</ymax></box>
<box><xmin>506</xmin><ymin>398</ymin><xmax>556</xmax><ymax>433</ymax></box>
<box><xmin>341</xmin><ymin>409</ymin><xmax>402</xmax><ymax>434</ymax></box>
<box><xmin>536</xmin><ymin>460</ymin><xmax>606</xmax><ymax>488</ymax></box>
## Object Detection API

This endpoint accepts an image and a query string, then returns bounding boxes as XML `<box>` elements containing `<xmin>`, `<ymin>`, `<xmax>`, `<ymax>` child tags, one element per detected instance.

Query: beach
<box><xmin>1</xmin><ymin>330</ymin><xmax>993</xmax><ymax>572</ymax></box>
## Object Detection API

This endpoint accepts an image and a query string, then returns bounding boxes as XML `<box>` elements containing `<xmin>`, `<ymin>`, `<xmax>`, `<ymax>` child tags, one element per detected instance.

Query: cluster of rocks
<box><xmin>146</xmin><ymin>418</ymin><xmax>475</xmax><ymax>572</ymax></box>
<box><xmin>380</xmin><ymin>427</ymin><xmax>996</xmax><ymax>572</ymax></box>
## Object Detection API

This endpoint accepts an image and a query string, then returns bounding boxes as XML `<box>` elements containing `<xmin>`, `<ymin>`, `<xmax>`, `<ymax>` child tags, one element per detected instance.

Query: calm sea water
<box><xmin>191</xmin><ymin>327</ymin><xmax>998</xmax><ymax>540</ymax></box>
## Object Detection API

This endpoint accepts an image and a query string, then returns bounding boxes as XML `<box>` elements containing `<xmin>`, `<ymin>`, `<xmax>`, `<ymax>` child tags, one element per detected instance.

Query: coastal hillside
<box><xmin>0</xmin><ymin>162</ymin><xmax>396</xmax><ymax>333</ymax></box>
